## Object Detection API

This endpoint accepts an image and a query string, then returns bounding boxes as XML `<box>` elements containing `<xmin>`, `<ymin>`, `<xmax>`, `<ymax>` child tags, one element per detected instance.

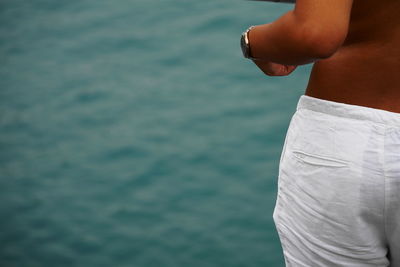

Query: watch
<box><xmin>240</xmin><ymin>25</ymin><xmax>258</xmax><ymax>60</ymax></box>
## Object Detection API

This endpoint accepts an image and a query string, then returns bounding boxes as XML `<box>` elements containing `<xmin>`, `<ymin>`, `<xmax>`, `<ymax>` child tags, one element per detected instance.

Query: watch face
<box><xmin>240</xmin><ymin>33</ymin><xmax>249</xmax><ymax>58</ymax></box>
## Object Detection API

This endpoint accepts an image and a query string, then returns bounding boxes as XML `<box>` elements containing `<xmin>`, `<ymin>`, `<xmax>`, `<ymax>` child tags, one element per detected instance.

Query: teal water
<box><xmin>0</xmin><ymin>1</ymin><xmax>312</xmax><ymax>266</ymax></box>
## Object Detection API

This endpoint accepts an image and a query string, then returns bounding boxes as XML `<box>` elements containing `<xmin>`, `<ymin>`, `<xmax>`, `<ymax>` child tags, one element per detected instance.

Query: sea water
<box><xmin>0</xmin><ymin>0</ymin><xmax>311</xmax><ymax>266</ymax></box>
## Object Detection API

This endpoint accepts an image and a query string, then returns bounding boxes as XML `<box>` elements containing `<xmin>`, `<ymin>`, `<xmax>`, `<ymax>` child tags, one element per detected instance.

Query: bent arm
<box><xmin>249</xmin><ymin>0</ymin><xmax>353</xmax><ymax>65</ymax></box>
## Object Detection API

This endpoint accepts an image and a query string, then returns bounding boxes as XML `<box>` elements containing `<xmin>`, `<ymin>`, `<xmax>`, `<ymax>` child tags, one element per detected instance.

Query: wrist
<box><xmin>241</xmin><ymin>25</ymin><xmax>260</xmax><ymax>60</ymax></box>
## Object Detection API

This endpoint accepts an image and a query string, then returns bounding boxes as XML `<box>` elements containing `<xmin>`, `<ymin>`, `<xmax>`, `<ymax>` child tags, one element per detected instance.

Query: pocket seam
<box><xmin>291</xmin><ymin>149</ymin><xmax>348</xmax><ymax>167</ymax></box>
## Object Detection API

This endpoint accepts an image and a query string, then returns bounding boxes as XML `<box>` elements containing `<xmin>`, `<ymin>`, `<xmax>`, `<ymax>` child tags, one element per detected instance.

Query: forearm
<box><xmin>249</xmin><ymin>10</ymin><xmax>327</xmax><ymax>65</ymax></box>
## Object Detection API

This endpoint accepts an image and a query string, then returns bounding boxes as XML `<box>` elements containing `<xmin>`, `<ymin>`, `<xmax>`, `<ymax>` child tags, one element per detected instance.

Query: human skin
<box><xmin>249</xmin><ymin>0</ymin><xmax>400</xmax><ymax>113</ymax></box>
<box><xmin>305</xmin><ymin>0</ymin><xmax>400</xmax><ymax>113</ymax></box>
<box><xmin>248</xmin><ymin>0</ymin><xmax>353</xmax><ymax>73</ymax></box>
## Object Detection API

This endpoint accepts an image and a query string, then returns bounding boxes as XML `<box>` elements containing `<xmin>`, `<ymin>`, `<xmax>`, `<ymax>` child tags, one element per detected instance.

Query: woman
<box><xmin>241</xmin><ymin>0</ymin><xmax>400</xmax><ymax>265</ymax></box>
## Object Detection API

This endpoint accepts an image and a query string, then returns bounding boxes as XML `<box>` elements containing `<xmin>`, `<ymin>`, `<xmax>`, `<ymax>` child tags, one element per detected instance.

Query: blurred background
<box><xmin>0</xmin><ymin>0</ymin><xmax>313</xmax><ymax>266</ymax></box>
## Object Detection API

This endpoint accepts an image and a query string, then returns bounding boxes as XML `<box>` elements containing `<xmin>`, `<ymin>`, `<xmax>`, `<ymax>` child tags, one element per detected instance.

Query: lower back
<box><xmin>304</xmin><ymin>0</ymin><xmax>400</xmax><ymax>113</ymax></box>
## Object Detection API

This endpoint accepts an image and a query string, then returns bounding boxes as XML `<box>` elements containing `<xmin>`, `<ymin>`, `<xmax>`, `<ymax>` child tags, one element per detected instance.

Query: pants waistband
<box><xmin>297</xmin><ymin>95</ymin><xmax>400</xmax><ymax>128</ymax></box>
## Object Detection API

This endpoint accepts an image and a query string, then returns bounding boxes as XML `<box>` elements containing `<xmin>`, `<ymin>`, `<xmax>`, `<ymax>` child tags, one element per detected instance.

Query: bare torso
<box><xmin>305</xmin><ymin>0</ymin><xmax>400</xmax><ymax>113</ymax></box>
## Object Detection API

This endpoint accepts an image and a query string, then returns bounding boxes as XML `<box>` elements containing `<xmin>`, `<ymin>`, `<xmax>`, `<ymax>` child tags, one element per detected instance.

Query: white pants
<box><xmin>273</xmin><ymin>95</ymin><xmax>400</xmax><ymax>267</ymax></box>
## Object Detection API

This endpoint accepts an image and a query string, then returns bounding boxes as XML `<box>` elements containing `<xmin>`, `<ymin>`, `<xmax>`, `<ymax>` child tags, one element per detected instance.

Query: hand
<box><xmin>252</xmin><ymin>59</ymin><xmax>297</xmax><ymax>76</ymax></box>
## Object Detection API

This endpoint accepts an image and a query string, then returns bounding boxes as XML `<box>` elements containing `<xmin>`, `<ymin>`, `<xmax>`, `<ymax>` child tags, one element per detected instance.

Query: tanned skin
<box><xmin>249</xmin><ymin>0</ymin><xmax>400</xmax><ymax>113</ymax></box>
<box><xmin>305</xmin><ymin>0</ymin><xmax>400</xmax><ymax>113</ymax></box>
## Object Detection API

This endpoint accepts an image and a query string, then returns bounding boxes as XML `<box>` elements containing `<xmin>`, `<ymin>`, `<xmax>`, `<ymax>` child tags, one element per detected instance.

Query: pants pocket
<box><xmin>291</xmin><ymin>149</ymin><xmax>349</xmax><ymax>168</ymax></box>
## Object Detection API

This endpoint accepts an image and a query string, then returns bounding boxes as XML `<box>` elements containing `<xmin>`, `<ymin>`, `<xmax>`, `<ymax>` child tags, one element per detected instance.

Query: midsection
<box><xmin>304</xmin><ymin>0</ymin><xmax>400</xmax><ymax>113</ymax></box>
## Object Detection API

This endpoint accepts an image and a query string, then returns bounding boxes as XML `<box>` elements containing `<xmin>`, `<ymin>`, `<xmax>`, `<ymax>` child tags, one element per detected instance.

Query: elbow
<box><xmin>308</xmin><ymin>34</ymin><xmax>346</xmax><ymax>59</ymax></box>
<box><xmin>300</xmin><ymin>24</ymin><xmax>348</xmax><ymax>59</ymax></box>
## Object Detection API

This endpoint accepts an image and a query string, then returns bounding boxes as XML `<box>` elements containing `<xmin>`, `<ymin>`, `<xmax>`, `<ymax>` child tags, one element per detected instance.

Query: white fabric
<box><xmin>273</xmin><ymin>95</ymin><xmax>400</xmax><ymax>267</ymax></box>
